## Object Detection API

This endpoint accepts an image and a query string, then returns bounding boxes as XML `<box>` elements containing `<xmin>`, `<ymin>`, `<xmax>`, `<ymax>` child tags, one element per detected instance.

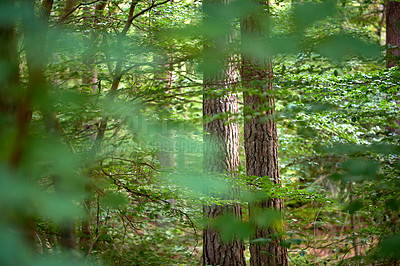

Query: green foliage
<box><xmin>0</xmin><ymin>0</ymin><xmax>398</xmax><ymax>264</ymax></box>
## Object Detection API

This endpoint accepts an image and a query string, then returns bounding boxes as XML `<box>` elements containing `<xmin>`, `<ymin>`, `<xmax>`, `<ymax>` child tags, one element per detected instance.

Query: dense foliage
<box><xmin>0</xmin><ymin>0</ymin><xmax>399</xmax><ymax>265</ymax></box>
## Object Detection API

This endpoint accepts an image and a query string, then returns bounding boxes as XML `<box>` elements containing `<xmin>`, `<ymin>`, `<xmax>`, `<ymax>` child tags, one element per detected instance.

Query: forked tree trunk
<box><xmin>241</xmin><ymin>1</ymin><xmax>288</xmax><ymax>265</ymax></box>
<box><xmin>386</xmin><ymin>0</ymin><xmax>400</xmax><ymax>68</ymax></box>
<box><xmin>202</xmin><ymin>0</ymin><xmax>245</xmax><ymax>264</ymax></box>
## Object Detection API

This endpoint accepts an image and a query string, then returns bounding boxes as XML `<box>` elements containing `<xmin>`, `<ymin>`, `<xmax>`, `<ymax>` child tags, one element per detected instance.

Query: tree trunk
<box><xmin>241</xmin><ymin>1</ymin><xmax>288</xmax><ymax>265</ymax></box>
<box><xmin>0</xmin><ymin>0</ymin><xmax>37</xmax><ymax>248</ymax></box>
<box><xmin>386</xmin><ymin>2</ymin><xmax>400</xmax><ymax>133</ymax></box>
<box><xmin>202</xmin><ymin>0</ymin><xmax>245</xmax><ymax>264</ymax></box>
<box><xmin>155</xmin><ymin>55</ymin><xmax>176</xmax><ymax>170</ymax></box>
<box><xmin>60</xmin><ymin>222</ymin><xmax>77</xmax><ymax>250</ymax></box>
<box><xmin>203</xmin><ymin>90</ymin><xmax>245</xmax><ymax>265</ymax></box>
<box><xmin>386</xmin><ymin>0</ymin><xmax>400</xmax><ymax>68</ymax></box>
<box><xmin>79</xmin><ymin>1</ymin><xmax>109</xmax><ymax>251</ymax></box>
<box><xmin>81</xmin><ymin>1</ymin><xmax>108</xmax><ymax>93</ymax></box>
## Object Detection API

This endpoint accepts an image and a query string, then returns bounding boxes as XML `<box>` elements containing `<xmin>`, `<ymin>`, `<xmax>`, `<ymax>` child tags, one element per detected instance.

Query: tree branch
<box><xmin>100</xmin><ymin>165</ymin><xmax>199</xmax><ymax>252</ymax></box>
<box><xmin>122</xmin><ymin>0</ymin><xmax>172</xmax><ymax>35</ymax></box>
<box><xmin>55</xmin><ymin>0</ymin><xmax>103</xmax><ymax>26</ymax></box>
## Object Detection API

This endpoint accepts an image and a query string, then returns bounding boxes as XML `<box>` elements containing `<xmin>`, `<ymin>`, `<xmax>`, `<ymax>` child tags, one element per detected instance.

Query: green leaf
<box><xmin>101</xmin><ymin>192</ymin><xmax>127</xmax><ymax>208</ymax></box>
<box><xmin>342</xmin><ymin>159</ymin><xmax>379</xmax><ymax>180</ymax></box>
<box><xmin>345</xmin><ymin>200</ymin><xmax>363</xmax><ymax>215</ymax></box>
<box><xmin>250</xmin><ymin>238</ymin><xmax>272</xmax><ymax>245</ymax></box>
<box><xmin>213</xmin><ymin>214</ymin><xmax>253</xmax><ymax>242</ymax></box>
<box><xmin>252</xmin><ymin>209</ymin><xmax>283</xmax><ymax>232</ymax></box>
<box><xmin>317</xmin><ymin>34</ymin><xmax>381</xmax><ymax>61</ymax></box>
<box><xmin>377</xmin><ymin>234</ymin><xmax>400</xmax><ymax>259</ymax></box>
<box><xmin>293</xmin><ymin>0</ymin><xmax>337</xmax><ymax>32</ymax></box>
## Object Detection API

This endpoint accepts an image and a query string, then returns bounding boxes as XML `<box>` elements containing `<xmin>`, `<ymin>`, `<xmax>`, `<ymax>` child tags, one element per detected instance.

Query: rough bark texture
<box><xmin>241</xmin><ymin>61</ymin><xmax>288</xmax><ymax>266</ymax></box>
<box><xmin>386</xmin><ymin>1</ymin><xmax>400</xmax><ymax>68</ymax></box>
<box><xmin>202</xmin><ymin>0</ymin><xmax>245</xmax><ymax>263</ymax></box>
<box><xmin>203</xmin><ymin>82</ymin><xmax>245</xmax><ymax>266</ymax></box>
<box><xmin>203</xmin><ymin>90</ymin><xmax>239</xmax><ymax>174</ymax></box>
<box><xmin>241</xmin><ymin>1</ymin><xmax>288</xmax><ymax>265</ymax></box>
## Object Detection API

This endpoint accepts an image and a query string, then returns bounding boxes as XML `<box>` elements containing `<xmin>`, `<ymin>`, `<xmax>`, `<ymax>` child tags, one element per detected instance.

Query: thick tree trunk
<box><xmin>241</xmin><ymin>1</ymin><xmax>288</xmax><ymax>265</ymax></box>
<box><xmin>203</xmin><ymin>88</ymin><xmax>245</xmax><ymax>266</ymax></box>
<box><xmin>386</xmin><ymin>0</ymin><xmax>400</xmax><ymax>68</ymax></box>
<box><xmin>202</xmin><ymin>1</ymin><xmax>245</xmax><ymax>263</ymax></box>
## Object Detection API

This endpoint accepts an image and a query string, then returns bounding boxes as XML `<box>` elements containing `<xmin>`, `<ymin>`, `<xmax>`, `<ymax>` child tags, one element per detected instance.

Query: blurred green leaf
<box><xmin>214</xmin><ymin>214</ymin><xmax>253</xmax><ymax>242</ymax></box>
<box><xmin>317</xmin><ymin>34</ymin><xmax>381</xmax><ymax>61</ymax></box>
<box><xmin>345</xmin><ymin>200</ymin><xmax>363</xmax><ymax>214</ymax></box>
<box><xmin>252</xmin><ymin>209</ymin><xmax>283</xmax><ymax>232</ymax></box>
<box><xmin>250</xmin><ymin>238</ymin><xmax>272</xmax><ymax>245</ymax></box>
<box><xmin>293</xmin><ymin>0</ymin><xmax>337</xmax><ymax>32</ymax></box>
<box><xmin>342</xmin><ymin>159</ymin><xmax>378</xmax><ymax>180</ymax></box>
<box><xmin>377</xmin><ymin>234</ymin><xmax>400</xmax><ymax>259</ymax></box>
<box><xmin>101</xmin><ymin>192</ymin><xmax>128</xmax><ymax>208</ymax></box>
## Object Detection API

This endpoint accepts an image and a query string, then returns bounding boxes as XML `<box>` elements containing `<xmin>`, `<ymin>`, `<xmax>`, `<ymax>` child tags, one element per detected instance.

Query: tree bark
<box><xmin>386</xmin><ymin>2</ymin><xmax>400</xmax><ymax>133</ymax></box>
<box><xmin>203</xmin><ymin>90</ymin><xmax>245</xmax><ymax>265</ymax></box>
<box><xmin>202</xmin><ymin>0</ymin><xmax>245</xmax><ymax>264</ymax></box>
<box><xmin>386</xmin><ymin>0</ymin><xmax>400</xmax><ymax>68</ymax></box>
<box><xmin>241</xmin><ymin>1</ymin><xmax>288</xmax><ymax>265</ymax></box>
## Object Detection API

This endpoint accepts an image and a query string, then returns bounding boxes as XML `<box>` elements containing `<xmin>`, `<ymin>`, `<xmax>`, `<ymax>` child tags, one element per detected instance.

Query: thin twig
<box><xmin>86</xmin><ymin>234</ymin><xmax>101</xmax><ymax>256</ymax></box>
<box><xmin>105</xmin><ymin>156</ymin><xmax>161</xmax><ymax>172</ymax></box>
<box><xmin>313</xmin><ymin>203</ymin><xmax>323</xmax><ymax>264</ymax></box>
<box><xmin>100</xmin><ymin>164</ymin><xmax>199</xmax><ymax>254</ymax></box>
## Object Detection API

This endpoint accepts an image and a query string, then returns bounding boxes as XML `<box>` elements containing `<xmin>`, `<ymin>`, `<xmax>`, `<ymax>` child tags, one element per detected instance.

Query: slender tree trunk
<box><xmin>82</xmin><ymin>0</ymin><xmax>108</xmax><ymax>93</ymax></box>
<box><xmin>386</xmin><ymin>0</ymin><xmax>400</xmax><ymax>68</ymax></box>
<box><xmin>386</xmin><ymin>2</ymin><xmax>400</xmax><ymax>133</ymax></box>
<box><xmin>155</xmin><ymin>55</ymin><xmax>176</xmax><ymax>170</ymax></box>
<box><xmin>0</xmin><ymin>5</ymin><xmax>25</xmax><ymax>166</ymax></box>
<box><xmin>202</xmin><ymin>0</ymin><xmax>245</xmax><ymax>264</ymax></box>
<box><xmin>78</xmin><ymin>1</ymin><xmax>109</xmax><ymax>251</ymax></box>
<box><xmin>241</xmin><ymin>1</ymin><xmax>288</xmax><ymax>265</ymax></box>
<box><xmin>23</xmin><ymin>0</ymin><xmax>57</xmax><ymax>248</ymax></box>
<box><xmin>26</xmin><ymin>0</ymin><xmax>79</xmax><ymax>251</ymax></box>
<box><xmin>0</xmin><ymin>0</ymin><xmax>36</xmax><ymax>248</ymax></box>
